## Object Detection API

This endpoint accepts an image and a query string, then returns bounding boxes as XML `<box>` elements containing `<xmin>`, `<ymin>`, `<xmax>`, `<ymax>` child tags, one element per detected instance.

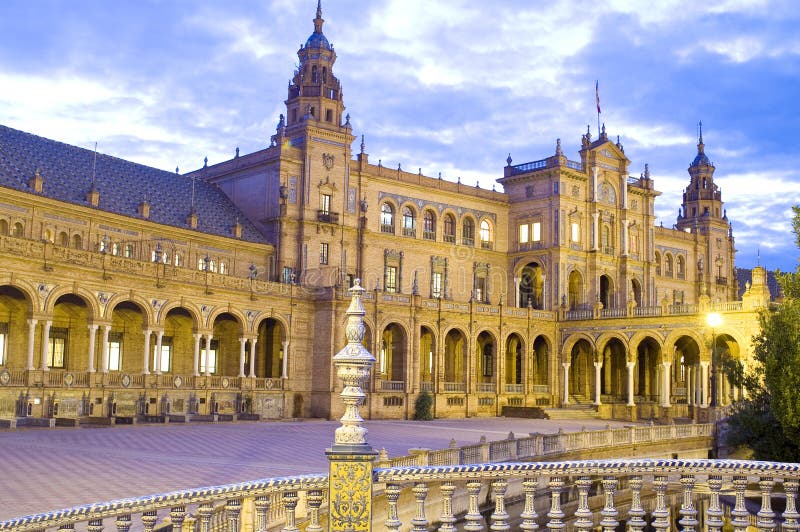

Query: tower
<box><xmin>675</xmin><ymin>124</ymin><xmax>736</xmax><ymax>300</ymax></box>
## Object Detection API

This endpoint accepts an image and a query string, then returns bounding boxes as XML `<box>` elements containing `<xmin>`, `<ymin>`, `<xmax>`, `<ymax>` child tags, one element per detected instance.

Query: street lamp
<box><xmin>154</xmin><ymin>242</ymin><xmax>166</xmax><ymax>288</ymax></box>
<box><xmin>707</xmin><ymin>312</ymin><xmax>722</xmax><ymax>407</ymax></box>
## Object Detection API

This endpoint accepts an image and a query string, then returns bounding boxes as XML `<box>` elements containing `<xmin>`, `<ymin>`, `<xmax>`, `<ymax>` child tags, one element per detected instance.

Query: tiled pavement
<box><xmin>0</xmin><ymin>417</ymin><xmax>635</xmax><ymax>521</ymax></box>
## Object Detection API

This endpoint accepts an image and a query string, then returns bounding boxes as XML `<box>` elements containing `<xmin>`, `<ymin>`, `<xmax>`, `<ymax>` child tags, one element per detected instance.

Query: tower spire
<box><xmin>314</xmin><ymin>0</ymin><xmax>324</xmax><ymax>33</ymax></box>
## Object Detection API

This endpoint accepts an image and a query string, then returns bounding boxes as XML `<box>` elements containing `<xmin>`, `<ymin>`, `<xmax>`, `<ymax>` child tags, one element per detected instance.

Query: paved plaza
<box><xmin>0</xmin><ymin>417</ymin><xmax>635</xmax><ymax>521</ymax></box>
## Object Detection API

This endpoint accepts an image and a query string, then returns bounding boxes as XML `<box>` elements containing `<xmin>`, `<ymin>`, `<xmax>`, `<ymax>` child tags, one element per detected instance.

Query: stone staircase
<box><xmin>544</xmin><ymin>398</ymin><xmax>601</xmax><ymax>420</ymax></box>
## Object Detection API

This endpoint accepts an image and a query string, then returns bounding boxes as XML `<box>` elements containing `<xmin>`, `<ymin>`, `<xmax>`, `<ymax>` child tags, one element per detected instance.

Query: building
<box><xmin>0</xmin><ymin>3</ymin><xmax>771</xmax><ymax>426</ymax></box>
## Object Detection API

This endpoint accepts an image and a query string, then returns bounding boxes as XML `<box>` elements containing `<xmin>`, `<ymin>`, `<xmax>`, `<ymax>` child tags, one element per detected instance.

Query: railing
<box><xmin>476</xmin><ymin>382</ymin><xmax>495</xmax><ymax>393</ymax></box>
<box><xmin>565</xmin><ymin>309</ymin><xmax>593</xmax><ymax>320</ymax></box>
<box><xmin>442</xmin><ymin>233</ymin><xmax>455</xmax><ymax>243</ymax></box>
<box><xmin>715</xmin><ymin>301</ymin><xmax>743</xmax><ymax>311</ymax></box>
<box><xmin>509</xmin><ymin>158</ymin><xmax>547</xmax><ymax>174</ymax></box>
<box><xmin>505</xmin><ymin>383</ymin><xmax>524</xmax><ymax>394</ymax></box>
<box><xmin>422</xmin><ymin>230</ymin><xmax>435</xmax><ymax>240</ymax></box>
<box><xmin>420</xmin><ymin>381</ymin><xmax>434</xmax><ymax>393</ymax></box>
<box><xmin>565</xmin><ymin>159</ymin><xmax>583</xmax><ymax>170</ymax></box>
<box><xmin>379</xmin><ymin>380</ymin><xmax>405</xmax><ymax>391</ymax></box>
<box><xmin>481</xmin><ymin>240</ymin><xmax>492</xmax><ymax>250</ymax></box>
<box><xmin>600</xmin><ymin>307</ymin><xmax>626</xmax><ymax>318</ymax></box>
<box><xmin>670</xmin><ymin>303</ymin><xmax>698</xmax><ymax>314</ymax></box>
<box><xmin>254</xmin><ymin>378</ymin><xmax>283</xmax><ymax>390</ymax></box>
<box><xmin>518</xmin><ymin>240</ymin><xmax>545</xmax><ymax>251</ymax></box>
<box><xmin>401</xmin><ymin>227</ymin><xmax>415</xmax><ymax>237</ymax></box>
<box><xmin>443</xmin><ymin>382</ymin><xmax>466</xmax><ymax>393</ymax></box>
<box><xmin>462</xmin><ymin>237</ymin><xmax>474</xmax><ymax>246</ymax></box>
<box><xmin>316</xmin><ymin>210</ymin><xmax>339</xmax><ymax>224</ymax></box>
<box><xmin>380</xmin><ymin>223</ymin><xmax>394</xmax><ymax>234</ymax></box>
<box><xmin>532</xmin><ymin>384</ymin><xmax>550</xmax><ymax>394</ymax></box>
<box><xmin>634</xmin><ymin>306</ymin><xmax>662</xmax><ymax>317</ymax></box>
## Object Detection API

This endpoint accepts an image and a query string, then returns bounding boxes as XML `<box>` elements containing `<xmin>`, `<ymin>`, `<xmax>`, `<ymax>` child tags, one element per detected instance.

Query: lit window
<box><xmin>519</xmin><ymin>224</ymin><xmax>529</xmax><ymax>243</ymax></box>
<box><xmin>0</xmin><ymin>323</ymin><xmax>8</xmax><ymax>365</ymax></box>
<box><xmin>423</xmin><ymin>210</ymin><xmax>436</xmax><ymax>239</ymax></box>
<box><xmin>173</xmin><ymin>253</ymin><xmax>182</xmax><ymax>267</ymax></box>
<box><xmin>159</xmin><ymin>338</ymin><xmax>172</xmax><ymax>372</ymax></box>
<box><xmin>532</xmin><ymin>222</ymin><xmax>541</xmax><ymax>242</ymax></box>
<box><xmin>199</xmin><ymin>340</ymin><xmax>218</xmax><ymax>374</ymax></box>
<box><xmin>475</xmin><ymin>276</ymin><xmax>487</xmax><ymax>303</ymax></box>
<box><xmin>282</xmin><ymin>267</ymin><xmax>295</xmax><ymax>284</ymax></box>
<box><xmin>108</xmin><ymin>333</ymin><xmax>123</xmax><ymax>371</ymax></box>
<box><xmin>443</xmin><ymin>214</ymin><xmax>456</xmax><ymax>242</ymax></box>
<box><xmin>431</xmin><ymin>272</ymin><xmax>443</xmax><ymax>298</ymax></box>
<box><xmin>381</xmin><ymin>203</ymin><xmax>394</xmax><ymax>232</ymax></box>
<box><xmin>385</xmin><ymin>265</ymin><xmax>397</xmax><ymax>293</ymax></box>
<box><xmin>124</xmin><ymin>244</ymin><xmax>134</xmax><ymax>258</ymax></box>
<box><xmin>402</xmin><ymin>206</ymin><xmax>416</xmax><ymax>236</ymax></box>
<box><xmin>571</xmin><ymin>222</ymin><xmax>580</xmax><ymax>243</ymax></box>
<box><xmin>321</xmin><ymin>194</ymin><xmax>331</xmax><ymax>214</ymax></box>
<box><xmin>47</xmin><ymin>328</ymin><xmax>68</xmax><ymax>368</ymax></box>
<box><xmin>480</xmin><ymin>220</ymin><xmax>491</xmax><ymax>243</ymax></box>
<box><xmin>320</xmin><ymin>242</ymin><xmax>329</xmax><ymax>264</ymax></box>
<box><xmin>482</xmin><ymin>344</ymin><xmax>493</xmax><ymax>377</ymax></box>
<box><xmin>111</xmin><ymin>243</ymin><xmax>119</xmax><ymax>256</ymax></box>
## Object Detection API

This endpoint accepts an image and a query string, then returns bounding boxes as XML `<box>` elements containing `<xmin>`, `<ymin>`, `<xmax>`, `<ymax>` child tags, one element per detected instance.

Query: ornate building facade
<box><xmin>0</xmin><ymin>3</ymin><xmax>770</xmax><ymax>426</ymax></box>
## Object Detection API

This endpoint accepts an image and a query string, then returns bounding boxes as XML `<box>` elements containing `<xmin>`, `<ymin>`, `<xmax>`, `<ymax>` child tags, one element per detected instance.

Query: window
<box><xmin>381</xmin><ymin>203</ymin><xmax>394</xmax><ymax>233</ymax></box>
<box><xmin>0</xmin><ymin>322</ymin><xmax>8</xmax><ymax>365</ymax></box>
<box><xmin>219</xmin><ymin>261</ymin><xmax>228</xmax><ymax>275</ymax></box>
<box><xmin>200</xmin><ymin>340</ymin><xmax>218</xmax><ymax>374</ymax></box>
<box><xmin>385</xmin><ymin>265</ymin><xmax>397</xmax><ymax>293</ymax></box>
<box><xmin>402</xmin><ymin>206</ymin><xmax>416</xmax><ymax>237</ymax></box>
<box><xmin>159</xmin><ymin>337</ymin><xmax>172</xmax><ymax>373</ymax></box>
<box><xmin>325</xmin><ymin>109</ymin><xmax>333</xmax><ymax>122</ymax></box>
<box><xmin>423</xmin><ymin>210</ymin><xmax>436</xmax><ymax>240</ymax></box>
<box><xmin>655</xmin><ymin>252</ymin><xmax>662</xmax><ymax>275</ymax></box>
<box><xmin>108</xmin><ymin>332</ymin><xmax>123</xmax><ymax>371</ymax></box>
<box><xmin>677</xmin><ymin>256</ymin><xmax>685</xmax><ymax>279</ymax></box>
<box><xmin>152</xmin><ymin>249</ymin><xmax>168</xmax><ymax>263</ymax></box>
<box><xmin>479</xmin><ymin>220</ymin><xmax>491</xmax><ymax>249</ymax></box>
<box><xmin>59</xmin><ymin>232</ymin><xmax>69</xmax><ymax>247</ymax></box>
<box><xmin>0</xmin><ymin>220</ymin><xmax>7</xmax><ymax>235</ymax></box>
<box><xmin>462</xmin><ymin>218</ymin><xmax>475</xmax><ymax>246</ymax></box>
<box><xmin>124</xmin><ymin>244</ymin><xmax>134</xmax><ymax>258</ymax></box>
<box><xmin>532</xmin><ymin>222</ymin><xmax>542</xmax><ymax>242</ymax></box>
<box><xmin>174</xmin><ymin>253</ymin><xmax>183</xmax><ymax>267</ymax></box>
<box><xmin>475</xmin><ymin>276</ymin><xmax>487</xmax><ymax>303</ymax></box>
<box><xmin>320</xmin><ymin>242</ymin><xmax>329</xmax><ymax>265</ymax></box>
<box><xmin>571</xmin><ymin>222</ymin><xmax>580</xmax><ymax>243</ymax></box>
<box><xmin>665</xmin><ymin>254</ymin><xmax>674</xmax><ymax>277</ymax></box>
<box><xmin>519</xmin><ymin>224</ymin><xmax>529</xmax><ymax>243</ymax></box>
<box><xmin>482</xmin><ymin>344</ymin><xmax>493</xmax><ymax>377</ymax></box>
<box><xmin>47</xmin><ymin>328</ymin><xmax>68</xmax><ymax>368</ymax></box>
<box><xmin>72</xmin><ymin>234</ymin><xmax>82</xmax><ymax>249</ymax></box>
<box><xmin>321</xmin><ymin>194</ymin><xmax>331</xmax><ymax>215</ymax></box>
<box><xmin>99</xmin><ymin>238</ymin><xmax>109</xmax><ymax>254</ymax></box>
<box><xmin>13</xmin><ymin>222</ymin><xmax>24</xmax><ymax>237</ymax></box>
<box><xmin>282</xmin><ymin>267</ymin><xmax>296</xmax><ymax>284</ymax></box>
<box><xmin>443</xmin><ymin>214</ymin><xmax>456</xmax><ymax>243</ymax></box>
<box><xmin>431</xmin><ymin>272</ymin><xmax>443</xmax><ymax>298</ymax></box>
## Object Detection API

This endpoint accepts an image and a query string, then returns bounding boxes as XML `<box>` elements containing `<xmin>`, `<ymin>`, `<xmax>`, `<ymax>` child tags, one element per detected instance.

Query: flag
<box><xmin>595</xmin><ymin>80</ymin><xmax>601</xmax><ymax>114</ymax></box>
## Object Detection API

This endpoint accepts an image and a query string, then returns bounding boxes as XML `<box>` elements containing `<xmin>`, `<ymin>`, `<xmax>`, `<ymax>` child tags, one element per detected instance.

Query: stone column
<box><xmin>26</xmin><ymin>318</ymin><xmax>37</xmax><ymax>370</ymax></box>
<box><xmin>591</xmin><ymin>213</ymin><xmax>600</xmax><ymax>251</ymax></box>
<box><xmin>204</xmin><ymin>334</ymin><xmax>214</xmax><ymax>376</ymax></box>
<box><xmin>192</xmin><ymin>333</ymin><xmax>202</xmax><ymax>376</ymax></box>
<box><xmin>100</xmin><ymin>325</ymin><xmax>111</xmax><ymax>373</ymax></box>
<box><xmin>699</xmin><ymin>362</ymin><xmax>709</xmax><ymax>407</ymax></box>
<box><xmin>594</xmin><ymin>361</ymin><xmax>603</xmax><ymax>406</ymax></box>
<box><xmin>41</xmin><ymin>320</ymin><xmax>52</xmax><ymax>371</ymax></box>
<box><xmin>282</xmin><ymin>340</ymin><xmax>290</xmax><ymax>379</ymax></box>
<box><xmin>249</xmin><ymin>338</ymin><xmax>258</xmax><ymax>378</ymax></box>
<box><xmin>142</xmin><ymin>329</ymin><xmax>152</xmax><ymax>375</ymax></box>
<box><xmin>238</xmin><ymin>337</ymin><xmax>247</xmax><ymax>377</ymax></box>
<box><xmin>622</xmin><ymin>220</ymin><xmax>630</xmax><ymax>256</ymax></box>
<box><xmin>661</xmin><ymin>362</ymin><xmax>672</xmax><ymax>407</ymax></box>
<box><xmin>513</xmin><ymin>277</ymin><xmax>521</xmax><ymax>307</ymax></box>
<box><xmin>562</xmin><ymin>362</ymin><xmax>571</xmax><ymax>405</ymax></box>
<box><xmin>154</xmin><ymin>331</ymin><xmax>163</xmax><ymax>374</ymax></box>
<box><xmin>627</xmin><ymin>362</ymin><xmax>636</xmax><ymax>406</ymax></box>
<box><xmin>686</xmin><ymin>366</ymin><xmax>693</xmax><ymax>406</ymax></box>
<box><xmin>87</xmin><ymin>324</ymin><xmax>98</xmax><ymax>373</ymax></box>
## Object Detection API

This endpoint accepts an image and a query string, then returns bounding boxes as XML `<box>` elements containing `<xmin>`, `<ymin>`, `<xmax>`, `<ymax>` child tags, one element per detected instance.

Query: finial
<box><xmin>313</xmin><ymin>0</ymin><xmax>324</xmax><ymax>33</ymax></box>
<box><xmin>397</xmin><ymin>163</ymin><xmax>401</xmax><ymax>171</ymax></box>
<box><xmin>555</xmin><ymin>138</ymin><xmax>562</xmax><ymax>156</ymax></box>
<box><xmin>418</xmin><ymin>168</ymin><xmax>422</xmax><ymax>176</ymax></box>
<box><xmin>378</xmin><ymin>159</ymin><xmax>382</xmax><ymax>167</ymax></box>
<box><xmin>360</xmin><ymin>134</ymin><xmax>365</xmax><ymax>153</ymax></box>
<box><xmin>698</xmin><ymin>120</ymin><xmax>703</xmax><ymax>144</ymax></box>
<box><xmin>278</xmin><ymin>114</ymin><xmax>285</xmax><ymax>130</ymax></box>
<box><xmin>644</xmin><ymin>163</ymin><xmax>650</xmax><ymax>178</ymax></box>
<box><xmin>235</xmin><ymin>147</ymin><xmax>240</xmax><ymax>158</ymax></box>
<box><xmin>492</xmin><ymin>184</ymin><xmax>496</xmax><ymax>192</ymax></box>
<box><xmin>438</xmin><ymin>172</ymin><xmax>442</xmax><ymax>180</ymax></box>
<box><xmin>476</xmin><ymin>180</ymin><xmax>480</xmax><ymax>188</ymax></box>
<box><xmin>175</xmin><ymin>166</ymin><xmax>179</xmax><ymax>175</ymax></box>
<box><xmin>345</xmin><ymin>113</ymin><xmax>351</xmax><ymax>127</ymax></box>
<box><xmin>457</xmin><ymin>176</ymin><xmax>461</xmax><ymax>184</ymax></box>
<box><xmin>601</xmin><ymin>123</ymin><xmax>606</xmax><ymax>135</ymax></box>
<box><xmin>506</xmin><ymin>153</ymin><xmax>512</xmax><ymax>166</ymax></box>
<box><xmin>203</xmin><ymin>156</ymin><xmax>208</xmax><ymax>168</ymax></box>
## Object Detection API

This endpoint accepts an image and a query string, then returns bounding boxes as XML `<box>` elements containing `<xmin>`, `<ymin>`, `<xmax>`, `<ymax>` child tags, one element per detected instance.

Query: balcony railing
<box><xmin>504</xmin><ymin>383</ymin><xmax>524</xmax><ymax>394</ymax></box>
<box><xmin>401</xmin><ymin>227</ymin><xmax>416</xmax><ymax>237</ymax></box>
<box><xmin>378</xmin><ymin>380</ymin><xmax>405</xmax><ymax>391</ymax></box>
<box><xmin>443</xmin><ymin>233</ymin><xmax>455</xmax><ymax>243</ymax></box>
<box><xmin>380</xmin><ymin>224</ymin><xmax>394</xmax><ymax>234</ymax></box>
<box><xmin>476</xmin><ymin>382</ymin><xmax>495</xmax><ymax>393</ymax></box>
<box><xmin>462</xmin><ymin>237</ymin><xmax>474</xmax><ymax>246</ymax></box>
<box><xmin>316</xmin><ymin>210</ymin><xmax>339</xmax><ymax>224</ymax></box>
<box><xmin>422</xmin><ymin>230</ymin><xmax>435</xmax><ymax>240</ymax></box>
<box><xmin>443</xmin><ymin>381</ymin><xmax>466</xmax><ymax>393</ymax></box>
<box><xmin>480</xmin><ymin>240</ymin><xmax>492</xmax><ymax>250</ymax></box>
<box><xmin>717</xmin><ymin>276</ymin><xmax>728</xmax><ymax>285</ymax></box>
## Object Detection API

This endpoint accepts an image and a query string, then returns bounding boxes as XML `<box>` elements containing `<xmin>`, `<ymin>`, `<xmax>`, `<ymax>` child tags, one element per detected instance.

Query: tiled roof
<box><xmin>0</xmin><ymin>124</ymin><xmax>265</xmax><ymax>243</ymax></box>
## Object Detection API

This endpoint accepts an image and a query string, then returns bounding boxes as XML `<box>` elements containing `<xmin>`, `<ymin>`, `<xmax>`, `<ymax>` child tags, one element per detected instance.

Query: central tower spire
<box><xmin>313</xmin><ymin>0</ymin><xmax>324</xmax><ymax>34</ymax></box>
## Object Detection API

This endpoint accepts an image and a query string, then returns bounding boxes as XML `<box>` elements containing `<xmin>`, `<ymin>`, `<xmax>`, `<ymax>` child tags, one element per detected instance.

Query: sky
<box><xmin>1</xmin><ymin>0</ymin><xmax>799</xmax><ymax>271</ymax></box>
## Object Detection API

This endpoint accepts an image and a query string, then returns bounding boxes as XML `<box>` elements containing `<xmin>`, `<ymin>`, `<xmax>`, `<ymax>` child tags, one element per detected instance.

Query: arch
<box><xmin>72</xmin><ymin>234</ymin><xmax>82</xmax><ymax>250</ymax></box>
<box><xmin>443</xmin><ymin>328</ymin><xmax>467</xmax><ymax>385</ymax></box>
<box><xmin>104</xmin><ymin>294</ymin><xmax>155</xmax><ymax>326</ymax></box>
<box><xmin>108</xmin><ymin>301</ymin><xmax>150</xmax><ymax>373</ymax></box>
<box><xmin>569</xmin><ymin>338</ymin><xmax>594</xmax><ymax>401</ymax></box>
<box><xmin>157</xmin><ymin>302</ymin><xmax>203</xmax><ymax>331</ymax></box>
<box><xmin>419</xmin><ymin>326</ymin><xmax>436</xmax><ymax>386</ymax></box>
<box><xmin>162</xmin><ymin>306</ymin><xmax>198</xmax><ymax>375</ymax></box>
<box><xmin>599</xmin><ymin>274</ymin><xmax>614</xmax><ymax>309</ymax></box>
<box><xmin>599</xmin><ymin>337</ymin><xmax>627</xmax><ymax>400</ymax></box>
<box><xmin>505</xmin><ymin>333</ymin><xmax>524</xmax><ymax>385</ymax></box>
<box><xmin>0</xmin><ymin>285</ymin><xmax>35</xmax><ymax>369</ymax></box>
<box><xmin>58</xmin><ymin>231</ymin><xmax>69</xmax><ymax>247</ymax></box>
<box><xmin>442</xmin><ymin>212</ymin><xmax>456</xmax><ymax>243</ymax></box>
<box><xmin>43</xmin><ymin>287</ymin><xmax>99</xmax><ymax>320</ymax></box>
<box><xmin>49</xmin><ymin>293</ymin><xmax>93</xmax><ymax>371</ymax></box>
<box><xmin>256</xmin><ymin>318</ymin><xmax>286</xmax><ymax>378</ymax></box>
<box><xmin>519</xmin><ymin>261</ymin><xmax>545</xmax><ymax>310</ymax></box>
<box><xmin>665</xmin><ymin>253</ymin><xmax>674</xmax><ymax>277</ymax></box>
<box><xmin>43</xmin><ymin>228</ymin><xmax>53</xmax><ymax>243</ymax></box>
<box><xmin>476</xmin><ymin>330</ymin><xmax>496</xmax><ymax>383</ymax></box>
<box><xmin>0</xmin><ymin>282</ymin><xmax>37</xmax><ymax>312</ymax></box>
<box><xmin>595</xmin><ymin>333</ymin><xmax>629</xmax><ymax>356</ymax></box>
<box><xmin>401</xmin><ymin>205</ymin><xmax>416</xmax><ymax>237</ymax></box>
<box><xmin>631</xmin><ymin>278</ymin><xmax>642</xmax><ymax>306</ymax></box>
<box><xmin>422</xmin><ymin>209</ymin><xmax>436</xmax><ymax>240</ymax></box>
<box><xmin>380</xmin><ymin>201</ymin><xmax>396</xmax><ymax>232</ymax></box>
<box><xmin>0</xmin><ymin>219</ymin><xmax>7</xmax><ymax>235</ymax></box>
<box><xmin>461</xmin><ymin>216</ymin><xmax>475</xmax><ymax>246</ymax></box>
<box><xmin>379</xmin><ymin>322</ymin><xmax>407</xmax><ymax>384</ymax></box>
<box><xmin>654</xmin><ymin>251</ymin><xmax>662</xmax><ymax>276</ymax></box>
<box><xmin>13</xmin><ymin>221</ymin><xmax>24</xmax><ymax>237</ymax></box>
<box><xmin>568</xmin><ymin>269</ymin><xmax>584</xmax><ymax>310</ymax></box>
<box><xmin>712</xmin><ymin>332</ymin><xmax>742</xmax><ymax>405</ymax></box>
<box><xmin>531</xmin><ymin>335</ymin><xmax>550</xmax><ymax>386</ymax></box>
<box><xmin>208</xmin><ymin>312</ymin><xmax>244</xmax><ymax>376</ymax></box>
<box><xmin>677</xmin><ymin>255</ymin><xmax>686</xmax><ymax>279</ymax></box>
<box><xmin>634</xmin><ymin>336</ymin><xmax>661</xmax><ymax>401</ymax></box>
<box><xmin>672</xmin><ymin>334</ymin><xmax>701</xmax><ymax>405</ymax></box>
<box><xmin>479</xmin><ymin>219</ymin><xmax>492</xmax><ymax>248</ymax></box>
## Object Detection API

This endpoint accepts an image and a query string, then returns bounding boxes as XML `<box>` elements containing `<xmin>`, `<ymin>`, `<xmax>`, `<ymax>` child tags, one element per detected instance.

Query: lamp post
<box><xmin>100</xmin><ymin>234</ymin><xmax>111</xmax><ymax>280</ymax></box>
<box><xmin>707</xmin><ymin>312</ymin><xmax>722</xmax><ymax>407</ymax></box>
<box><xmin>203</xmin><ymin>254</ymin><xmax>212</xmax><ymax>295</ymax></box>
<box><xmin>154</xmin><ymin>242</ymin><xmax>166</xmax><ymax>288</ymax></box>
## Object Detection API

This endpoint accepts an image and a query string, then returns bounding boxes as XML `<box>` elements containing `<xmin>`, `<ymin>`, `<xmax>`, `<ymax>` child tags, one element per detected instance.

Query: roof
<box><xmin>0</xmin><ymin>124</ymin><xmax>265</xmax><ymax>243</ymax></box>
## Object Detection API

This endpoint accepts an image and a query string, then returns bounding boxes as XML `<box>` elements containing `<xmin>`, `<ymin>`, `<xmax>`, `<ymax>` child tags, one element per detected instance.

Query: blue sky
<box><xmin>1</xmin><ymin>0</ymin><xmax>799</xmax><ymax>271</ymax></box>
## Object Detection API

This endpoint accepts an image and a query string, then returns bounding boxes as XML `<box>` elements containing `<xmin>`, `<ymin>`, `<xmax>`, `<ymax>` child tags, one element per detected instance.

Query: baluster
<box><xmin>490</xmin><ymin>478</ymin><xmax>510</xmax><ymax>531</ymax></box>
<box><xmin>196</xmin><ymin>503</ymin><xmax>213</xmax><ymax>532</ymax></box>
<box><xmin>306</xmin><ymin>489</ymin><xmax>324</xmax><ymax>532</ymax></box>
<box><xmin>731</xmin><ymin>476</ymin><xmax>750</xmax><ymax>532</ymax></box>
<box><xmin>464</xmin><ymin>480</ymin><xmax>485</xmax><ymax>531</ymax></box>
<box><xmin>678</xmin><ymin>474</ymin><xmax>698</xmax><ymax>532</ymax></box>
<box><xmin>573</xmin><ymin>476</ymin><xmax>593</xmax><ymax>531</ymax></box>
<box><xmin>783</xmin><ymin>479</ymin><xmax>800</xmax><ymax>531</ymax></box>
<box><xmin>651</xmin><ymin>475</ymin><xmax>670</xmax><ymax>532</ymax></box>
<box><xmin>706</xmin><ymin>475</ymin><xmax>724</xmax><ymax>532</ymax></box>
<box><xmin>546</xmin><ymin>476</ymin><xmax>565</xmax><ymax>530</ymax></box>
<box><xmin>439</xmin><ymin>482</ymin><xmax>457</xmax><ymax>532</ymax></box>
<box><xmin>142</xmin><ymin>510</ymin><xmax>159</xmax><ymax>532</ymax></box>
<box><xmin>115</xmin><ymin>514</ymin><xmax>132</xmax><ymax>532</ymax></box>
<box><xmin>226</xmin><ymin>498</ymin><xmax>242</xmax><ymax>532</ymax></box>
<box><xmin>627</xmin><ymin>475</ymin><xmax>646</xmax><ymax>532</ymax></box>
<box><xmin>411</xmin><ymin>482</ymin><xmax>430</xmax><ymax>532</ymax></box>
<box><xmin>385</xmin><ymin>484</ymin><xmax>402</xmax><ymax>532</ymax></box>
<box><xmin>281</xmin><ymin>490</ymin><xmax>299</xmax><ymax>532</ymax></box>
<box><xmin>88</xmin><ymin>518</ymin><xmax>104</xmax><ymax>532</ymax></box>
<box><xmin>58</xmin><ymin>525</ymin><xmax>75</xmax><ymax>531</ymax></box>
<box><xmin>519</xmin><ymin>478</ymin><xmax>539</xmax><ymax>531</ymax></box>
<box><xmin>254</xmin><ymin>495</ymin><xmax>271</xmax><ymax>532</ymax></box>
<box><xmin>600</xmin><ymin>476</ymin><xmax>619</xmax><ymax>532</ymax></box>
<box><xmin>757</xmin><ymin>477</ymin><xmax>776</xmax><ymax>530</ymax></box>
<box><xmin>169</xmin><ymin>507</ymin><xmax>186</xmax><ymax>532</ymax></box>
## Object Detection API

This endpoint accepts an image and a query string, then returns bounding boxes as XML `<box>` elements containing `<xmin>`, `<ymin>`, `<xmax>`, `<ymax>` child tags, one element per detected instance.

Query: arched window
<box><xmin>479</xmin><ymin>220</ymin><xmax>492</xmax><ymax>249</ymax></box>
<box><xmin>665</xmin><ymin>254</ymin><xmax>674</xmax><ymax>277</ymax></box>
<box><xmin>13</xmin><ymin>222</ymin><xmax>24</xmax><ymax>237</ymax></box>
<box><xmin>0</xmin><ymin>219</ymin><xmax>7</xmax><ymax>235</ymax></box>
<box><xmin>219</xmin><ymin>261</ymin><xmax>227</xmax><ymax>275</ymax></box>
<box><xmin>677</xmin><ymin>256</ymin><xmax>686</xmax><ymax>279</ymax></box>
<box><xmin>380</xmin><ymin>203</ymin><xmax>394</xmax><ymax>233</ymax></box>
<box><xmin>654</xmin><ymin>251</ymin><xmax>662</xmax><ymax>276</ymax></box>
<box><xmin>443</xmin><ymin>214</ymin><xmax>456</xmax><ymax>243</ymax></box>
<box><xmin>59</xmin><ymin>232</ymin><xmax>69</xmax><ymax>246</ymax></box>
<box><xmin>601</xmin><ymin>225</ymin><xmax>611</xmax><ymax>253</ymax></box>
<box><xmin>311</xmin><ymin>65</ymin><xmax>318</xmax><ymax>83</ymax></box>
<box><xmin>401</xmin><ymin>206</ymin><xmax>416</xmax><ymax>237</ymax></box>
<box><xmin>174</xmin><ymin>253</ymin><xmax>183</xmax><ymax>267</ymax></box>
<box><xmin>423</xmin><ymin>210</ymin><xmax>436</xmax><ymax>240</ymax></box>
<box><xmin>72</xmin><ymin>234</ymin><xmax>82</xmax><ymax>250</ymax></box>
<box><xmin>462</xmin><ymin>218</ymin><xmax>475</xmax><ymax>246</ymax></box>
<box><xmin>43</xmin><ymin>229</ymin><xmax>53</xmax><ymax>243</ymax></box>
<box><xmin>123</xmin><ymin>243</ymin><xmax>134</xmax><ymax>258</ymax></box>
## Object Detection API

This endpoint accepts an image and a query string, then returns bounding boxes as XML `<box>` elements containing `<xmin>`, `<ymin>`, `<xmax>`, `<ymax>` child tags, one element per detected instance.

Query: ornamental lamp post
<box><xmin>707</xmin><ymin>312</ymin><xmax>722</xmax><ymax>407</ymax></box>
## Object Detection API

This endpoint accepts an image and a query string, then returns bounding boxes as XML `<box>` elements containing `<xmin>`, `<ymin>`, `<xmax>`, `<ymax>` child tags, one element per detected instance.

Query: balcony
<box><xmin>380</xmin><ymin>224</ymin><xmax>394</xmax><ymax>234</ymax></box>
<box><xmin>462</xmin><ymin>237</ymin><xmax>474</xmax><ymax>246</ymax></box>
<box><xmin>480</xmin><ymin>240</ymin><xmax>493</xmax><ymax>250</ymax></box>
<box><xmin>316</xmin><ymin>210</ymin><xmax>339</xmax><ymax>224</ymax></box>
<box><xmin>401</xmin><ymin>227</ymin><xmax>416</xmax><ymax>238</ymax></box>
<box><xmin>422</xmin><ymin>230</ymin><xmax>435</xmax><ymax>240</ymax></box>
<box><xmin>717</xmin><ymin>276</ymin><xmax>728</xmax><ymax>285</ymax></box>
<box><xmin>443</xmin><ymin>234</ymin><xmax>455</xmax><ymax>243</ymax></box>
